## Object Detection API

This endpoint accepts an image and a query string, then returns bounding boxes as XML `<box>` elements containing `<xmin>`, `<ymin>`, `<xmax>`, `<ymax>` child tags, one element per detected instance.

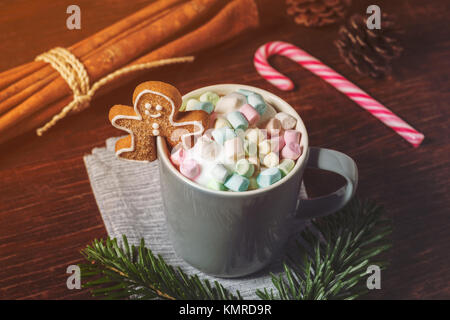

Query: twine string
<box><xmin>35</xmin><ymin>47</ymin><xmax>195</xmax><ymax>136</ymax></box>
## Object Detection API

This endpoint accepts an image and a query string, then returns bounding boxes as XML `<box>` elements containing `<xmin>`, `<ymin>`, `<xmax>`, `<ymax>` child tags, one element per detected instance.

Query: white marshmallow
<box><xmin>210</xmin><ymin>163</ymin><xmax>229</xmax><ymax>184</ymax></box>
<box><xmin>275</xmin><ymin>112</ymin><xmax>297</xmax><ymax>130</ymax></box>
<box><xmin>245</xmin><ymin>128</ymin><xmax>266</xmax><ymax>144</ymax></box>
<box><xmin>263</xmin><ymin>152</ymin><xmax>280</xmax><ymax>168</ymax></box>
<box><xmin>214</xmin><ymin>92</ymin><xmax>246</xmax><ymax>114</ymax></box>
<box><xmin>194</xmin><ymin>136</ymin><xmax>220</xmax><ymax>161</ymax></box>
<box><xmin>258</xmin><ymin>140</ymin><xmax>272</xmax><ymax>155</ymax></box>
<box><xmin>186</xmin><ymin>99</ymin><xmax>200</xmax><ymax>110</ymax></box>
<box><xmin>214</xmin><ymin>116</ymin><xmax>231</xmax><ymax>129</ymax></box>
<box><xmin>224</xmin><ymin>137</ymin><xmax>245</xmax><ymax>162</ymax></box>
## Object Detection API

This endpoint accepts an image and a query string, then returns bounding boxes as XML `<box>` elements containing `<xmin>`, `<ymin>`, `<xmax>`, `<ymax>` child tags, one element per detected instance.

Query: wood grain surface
<box><xmin>0</xmin><ymin>0</ymin><xmax>449</xmax><ymax>299</ymax></box>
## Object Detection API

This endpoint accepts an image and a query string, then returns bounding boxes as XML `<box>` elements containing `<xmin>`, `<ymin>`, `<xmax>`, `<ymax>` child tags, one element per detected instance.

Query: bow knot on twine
<box><xmin>35</xmin><ymin>47</ymin><xmax>194</xmax><ymax>136</ymax></box>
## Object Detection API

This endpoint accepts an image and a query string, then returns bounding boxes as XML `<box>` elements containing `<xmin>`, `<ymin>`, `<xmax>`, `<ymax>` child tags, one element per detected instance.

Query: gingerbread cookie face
<box><xmin>109</xmin><ymin>81</ymin><xmax>209</xmax><ymax>162</ymax></box>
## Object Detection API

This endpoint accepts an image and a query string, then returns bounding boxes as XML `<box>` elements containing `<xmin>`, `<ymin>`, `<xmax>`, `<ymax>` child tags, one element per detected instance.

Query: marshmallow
<box><xmin>215</xmin><ymin>92</ymin><xmax>246</xmax><ymax>114</ymax></box>
<box><xmin>245</xmin><ymin>128</ymin><xmax>266</xmax><ymax>144</ymax></box>
<box><xmin>224</xmin><ymin>137</ymin><xmax>245</xmax><ymax>161</ymax></box>
<box><xmin>275</xmin><ymin>112</ymin><xmax>297</xmax><ymax>130</ymax></box>
<box><xmin>256</xmin><ymin>102</ymin><xmax>277</xmax><ymax>126</ymax></box>
<box><xmin>258</xmin><ymin>140</ymin><xmax>272</xmax><ymax>155</ymax></box>
<box><xmin>270</xmin><ymin>135</ymin><xmax>285</xmax><ymax>152</ymax></box>
<box><xmin>210</xmin><ymin>163</ymin><xmax>229</xmax><ymax>184</ymax></box>
<box><xmin>278</xmin><ymin>159</ymin><xmax>295</xmax><ymax>176</ymax></box>
<box><xmin>281</xmin><ymin>142</ymin><xmax>303</xmax><ymax>160</ymax></box>
<box><xmin>207</xmin><ymin>179</ymin><xmax>227</xmax><ymax>191</ymax></box>
<box><xmin>186</xmin><ymin>99</ymin><xmax>214</xmax><ymax>114</ymax></box>
<box><xmin>180</xmin><ymin>99</ymin><xmax>187</xmax><ymax>111</ymax></box>
<box><xmin>263</xmin><ymin>152</ymin><xmax>280</xmax><ymax>168</ymax></box>
<box><xmin>247</xmin><ymin>93</ymin><xmax>267</xmax><ymax>115</ymax></box>
<box><xmin>174</xmin><ymin>89</ymin><xmax>302</xmax><ymax>192</ymax></box>
<box><xmin>199</xmin><ymin>91</ymin><xmax>220</xmax><ymax>105</ymax></box>
<box><xmin>180</xmin><ymin>159</ymin><xmax>200</xmax><ymax>180</ymax></box>
<box><xmin>214</xmin><ymin>116</ymin><xmax>232</xmax><ymax>129</ymax></box>
<box><xmin>170</xmin><ymin>147</ymin><xmax>186</xmax><ymax>166</ymax></box>
<box><xmin>284</xmin><ymin>130</ymin><xmax>302</xmax><ymax>144</ymax></box>
<box><xmin>224</xmin><ymin>173</ymin><xmax>249</xmax><ymax>192</ymax></box>
<box><xmin>211</xmin><ymin>127</ymin><xmax>236</xmax><ymax>145</ymax></box>
<box><xmin>194</xmin><ymin>136</ymin><xmax>220</xmax><ymax>160</ymax></box>
<box><xmin>239</xmin><ymin>104</ymin><xmax>260</xmax><ymax>125</ymax></box>
<box><xmin>256</xmin><ymin>167</ymin><xmax>282</xmax><ymax>188</ymax></box>
<box><xmin>265</xmin><ymin>118</ymin><xmax>282</xmax><ymax>137</ymax></box>
<box><xmin>235</xmin><ymin>159</ymin><xmax>255</xmax><ymax>178</ymax></box>
<box><xmin>227</xmin><ymin>111</ymin><xmax>249</xmax><ymax>131</ymax></box>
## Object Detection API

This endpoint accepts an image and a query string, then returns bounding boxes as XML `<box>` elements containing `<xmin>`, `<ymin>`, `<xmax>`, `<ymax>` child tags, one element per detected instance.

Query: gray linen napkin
<box><xmin>83</xmin><ymin>137</ymin><xmax>309</xmax><ymax>299</ymax></box>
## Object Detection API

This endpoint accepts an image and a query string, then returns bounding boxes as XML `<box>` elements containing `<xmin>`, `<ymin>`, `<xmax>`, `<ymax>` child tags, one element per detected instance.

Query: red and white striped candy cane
<box><xmin>254</xmin><ymin>41</ymin><xmax>424</xmax><ymax>147</ymax></box>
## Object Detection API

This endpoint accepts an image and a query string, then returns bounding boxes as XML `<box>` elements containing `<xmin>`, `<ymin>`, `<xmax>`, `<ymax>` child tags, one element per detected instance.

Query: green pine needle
<box><xmin>255</xmin><ymin>198</ymin><xmax>391</xmax><ymax>300</ymax></box>
<box><xmin>80</xmin><ymin>236</ymin><xmax>242</xmax><ymax>300</ymax></box>
<box><xmin>80</xmin><ymin>198</ymin><xmax>391</xmax><ymax>300</ymax></box>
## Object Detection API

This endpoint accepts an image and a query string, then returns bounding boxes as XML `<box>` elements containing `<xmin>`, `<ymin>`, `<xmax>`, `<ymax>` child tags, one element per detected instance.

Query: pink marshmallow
<box><xmin>180</xmin><ymin>158</ymin><xmax>200</xmax><ymax>179</ymax></box>
<box><xmin>239</xmin><ymin>104</ymin><xmax>260</xmax><ymax>125</ymax></box>
<box><xmin>265</xmin><ymin>118</ymin><xmax>282</xmax><ymax>137</ymax></box>
<box><xmin>281</xmin><ymin>142</ymin><xmax>303</xmax><ymax>160</ymax></box>
<box><xmin>170</xmin><ymin>148</ymin><xmax>186</xmax><ymax>166</ymax></box>
<box><xmin>270</xmin><ymin>135</ymin><xmax>285</xmax><ymax>152</ymax></box>
<box><xmin>284</xmin><ymin>130</ymin><xmax>301</xmax><ymax>145</ymax></box>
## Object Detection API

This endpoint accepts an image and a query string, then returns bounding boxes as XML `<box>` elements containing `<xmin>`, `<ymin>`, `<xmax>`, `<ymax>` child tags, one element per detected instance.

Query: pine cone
<box><xmin>286</xmin><ymin>0</ymin><xmax>351</xmax><ymax>27</ymax></box>
<box><xmin>335</xmin><ymin>13</ymin><xmax>404</xmax><ymax>78</ymax></box>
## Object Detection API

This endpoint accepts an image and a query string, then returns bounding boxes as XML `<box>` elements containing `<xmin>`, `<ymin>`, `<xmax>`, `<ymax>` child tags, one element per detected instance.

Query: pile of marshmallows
<box><xmin>170</xmin><ymin>88</ymin><xmax>303</xmax><ymax>192</ymax></box>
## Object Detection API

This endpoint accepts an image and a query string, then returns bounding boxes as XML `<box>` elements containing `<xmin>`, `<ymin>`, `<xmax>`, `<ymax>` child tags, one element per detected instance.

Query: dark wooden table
<box><xmin>0</xmin><ymin>0</ymin><xmax>448</xmax><ymax>299</ymax></box>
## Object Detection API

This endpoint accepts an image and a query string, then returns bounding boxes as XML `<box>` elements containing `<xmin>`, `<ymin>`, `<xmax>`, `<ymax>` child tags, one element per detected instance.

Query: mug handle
<box><xmin>297</xmin><ymin>147</ymin><xmax>358</xmax><ymax>220</ymax></box>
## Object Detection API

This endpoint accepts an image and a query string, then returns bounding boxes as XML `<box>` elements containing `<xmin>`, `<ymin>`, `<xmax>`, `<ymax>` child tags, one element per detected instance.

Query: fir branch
<box><xmin>80</xmin><ymin>236</ymin><xmax>242</xmax><ymax>300</ymax></box>
<box><xmin>256</xmin><ymin>199</ymin><xmax>392</xmax><ymax>300</ymax></box>
<box><xmin>80</xmin><ymin>198</ymin><xmax>391</xmax><ymax>300</ymax></box>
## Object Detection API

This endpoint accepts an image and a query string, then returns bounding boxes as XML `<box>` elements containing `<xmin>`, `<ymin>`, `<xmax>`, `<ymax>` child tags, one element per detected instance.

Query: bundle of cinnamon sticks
<box><xmin>0</xmin><ymin>0</ymin><xmax>262</xmax><ymax>144</ymax></box>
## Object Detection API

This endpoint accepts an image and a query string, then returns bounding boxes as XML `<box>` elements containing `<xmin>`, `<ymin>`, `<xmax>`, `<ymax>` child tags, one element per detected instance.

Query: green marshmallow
<box><xmin>199</xmin><ymin>91</ymin><xmax>220</xmax><ymax>105</ymax></box>
<box><xmin>180</xmin><ymin>99</ymin><xmax>187</xmax><ymax>111</ymax></box>
<box><xmin>207</xmin><ymin>179</ymin><xmax>227</xmax><ymax>191</ymax></box>
<box><xmin>235</xmin><ymin>159</ymin><xmax>255</xmax><ymax>178</ymax></box>
<box><xmin>278</xmin><ymin>159</ymin><xmax>295</xmax><ymax>177</ymax></box>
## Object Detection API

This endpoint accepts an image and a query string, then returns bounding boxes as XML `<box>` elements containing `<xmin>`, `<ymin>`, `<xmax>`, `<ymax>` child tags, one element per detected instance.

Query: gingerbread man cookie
<box><xmin>109</xmin><ymin>81</ymin><xmax>209</xmax><ymax>162</ymax></box>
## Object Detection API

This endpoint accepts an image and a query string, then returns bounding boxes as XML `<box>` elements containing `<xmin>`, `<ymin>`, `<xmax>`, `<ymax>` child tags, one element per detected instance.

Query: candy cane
<box><xmin>254</xmin><ymin>41</ymin><xmax>424</xmax><ymax>147</ymax></box>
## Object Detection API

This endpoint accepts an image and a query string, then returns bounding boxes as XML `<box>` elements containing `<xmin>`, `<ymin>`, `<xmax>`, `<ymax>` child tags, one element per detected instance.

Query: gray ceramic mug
<box><xmin>156</xmin><ymin>84</ymin><xmax>358</xmax><ymax>278</ymax></box>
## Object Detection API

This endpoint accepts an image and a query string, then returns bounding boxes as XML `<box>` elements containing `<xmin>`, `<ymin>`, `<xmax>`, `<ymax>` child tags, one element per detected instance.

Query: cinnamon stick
<box><xmin>0</xmin><ymin>0</ymin><xmax>186</xmax><ymax>103</ymax></box>
<box><xmin>0</xmin><ymin>0</ymin><xmax>221</xmax><ymax>135</ymax></box>
<box><xmin>135</xmin><ymin>0</ymin><xmax>259</xmax><ymax>63</ymax></box>
<box><xmin>0</xmin><ymin>62</ymin><xmax>46</xmax><ymax>91</ymax></box>
<box><xmin>0</xmin><ymin>6</ymin><xmax>175</xmax><ymax>115</ymax></box>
